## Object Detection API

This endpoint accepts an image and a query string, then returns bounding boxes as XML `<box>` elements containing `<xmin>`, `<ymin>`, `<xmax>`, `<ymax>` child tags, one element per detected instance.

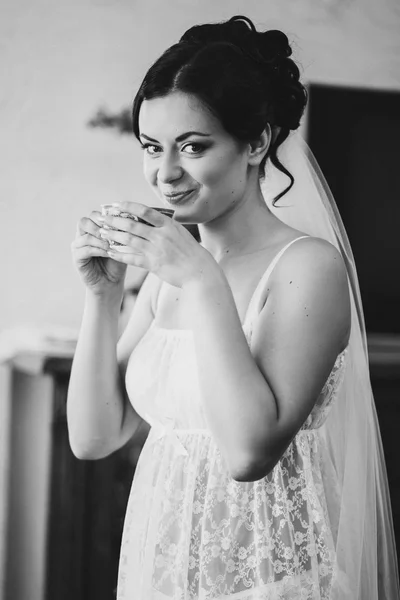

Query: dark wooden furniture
<box><xmin>2</xmin><ymin>348</ymin><xmax>149</xmax><ymax>600</ymax></box>
<box><xmin>43</xmin><ymin>357</ymin><xmax>150</xmax><ymax>600</ymax></box>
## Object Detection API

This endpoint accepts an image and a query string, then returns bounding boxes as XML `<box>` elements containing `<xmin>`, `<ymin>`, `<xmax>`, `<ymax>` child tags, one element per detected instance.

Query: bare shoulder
<box><xmin>254</xmin><ymin>234</ymin><xmax>351</xmax><ymax>357</ymax></box>
<box><xmin>272</xmin><ymin>235</ymin><xmax>348</xmax><ymax>295</ymax></box>
<box><xmin>286</xmin><ymin>234</ymin><xmax>344</xmax><ymax>262</ymax></box>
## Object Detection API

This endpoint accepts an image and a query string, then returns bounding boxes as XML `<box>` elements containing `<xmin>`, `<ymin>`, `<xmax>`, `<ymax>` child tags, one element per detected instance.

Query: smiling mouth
<box><xmin>163</xmin><ymin>190</ymin><xmax>196</xmax><ymax>204</ymax></box>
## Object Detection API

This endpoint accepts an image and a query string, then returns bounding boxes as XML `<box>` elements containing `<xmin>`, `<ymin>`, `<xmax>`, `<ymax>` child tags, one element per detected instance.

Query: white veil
<box><xmin>261</xmin><ymin>132</ymin><xmax>400</xmax><ymax>599</ymax></box>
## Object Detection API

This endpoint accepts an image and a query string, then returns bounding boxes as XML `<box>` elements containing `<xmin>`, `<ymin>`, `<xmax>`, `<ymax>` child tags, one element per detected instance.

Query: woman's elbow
<box><xmin>68</xmin><ymin>435</ymin><xmax>115</xmax><ymax>461</ymax></box>
<box><xmin>229</xmin><ymin>453</ymin><xmax>275</xmax><ymax>483</ymax></box>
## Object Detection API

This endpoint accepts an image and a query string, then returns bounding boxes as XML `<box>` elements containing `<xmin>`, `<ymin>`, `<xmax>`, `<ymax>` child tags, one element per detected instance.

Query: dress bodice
<box><xmin>125</xmin><ymin>235</ymin><xmax>348</xmax><ymax>433</ymax></box>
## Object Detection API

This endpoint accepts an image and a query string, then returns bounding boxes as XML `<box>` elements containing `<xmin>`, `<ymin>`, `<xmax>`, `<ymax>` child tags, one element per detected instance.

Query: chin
<box><xmin>170</xmin><ymin>208</ymin><xmax>201</xmax><ymax>240</ymax></box>
<box><xmin>170</xmin><ymin>201</ymin><xmax>200</xmax><ymax>224</ymax></box>
<box><xmin>172</xmin><ymin>210</ymin><xmax>193</xmax><ymax>223</ymax></box>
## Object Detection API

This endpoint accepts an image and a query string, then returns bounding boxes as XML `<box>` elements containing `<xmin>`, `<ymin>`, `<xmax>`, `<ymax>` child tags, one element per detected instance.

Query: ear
<box><xmin>247</xmin><ymin>124</ymin><xmax>272</xmax><ymax>167</ymax></box>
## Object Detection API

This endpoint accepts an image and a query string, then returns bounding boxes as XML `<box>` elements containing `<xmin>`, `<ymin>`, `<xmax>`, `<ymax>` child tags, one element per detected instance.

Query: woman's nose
<box><xmin>157</xmin><ymin>151</ymin><xmax>183</xmax><ymax>184</ymax></box>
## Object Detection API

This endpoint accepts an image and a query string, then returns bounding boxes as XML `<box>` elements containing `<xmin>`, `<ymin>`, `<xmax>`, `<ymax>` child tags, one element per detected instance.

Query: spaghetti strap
<box><xmin>242</xmin><ymin>235</ymin><xmax>311</xmax><ymax>331</ymax></box>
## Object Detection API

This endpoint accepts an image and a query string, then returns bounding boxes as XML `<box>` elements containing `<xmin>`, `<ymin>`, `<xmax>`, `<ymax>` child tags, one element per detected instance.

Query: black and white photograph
<box><xmin>0</xmin><ymin>1</ymin><xmax>399</xmax><ymax>599</ymax></box>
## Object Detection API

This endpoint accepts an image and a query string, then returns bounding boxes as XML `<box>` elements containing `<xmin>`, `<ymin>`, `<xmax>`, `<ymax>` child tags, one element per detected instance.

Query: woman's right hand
<box><xmin>72</xmin><ymin>210</ymin><xmax>127</xmax><ymax>297</ymax></box>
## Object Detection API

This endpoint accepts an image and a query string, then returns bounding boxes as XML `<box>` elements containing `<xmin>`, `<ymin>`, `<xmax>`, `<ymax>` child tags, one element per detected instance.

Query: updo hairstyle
<box><xmin>132</xmin><ymin>15</ymin><xmax>307</xmax><ymax>203</ymax></box>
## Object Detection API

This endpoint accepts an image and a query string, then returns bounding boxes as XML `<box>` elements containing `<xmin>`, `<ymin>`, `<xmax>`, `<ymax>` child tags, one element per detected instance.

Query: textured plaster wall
<box><xmin>1</xmin><ymin>0</ymin><xmax>399</xmax><ymax>335</ymax></box>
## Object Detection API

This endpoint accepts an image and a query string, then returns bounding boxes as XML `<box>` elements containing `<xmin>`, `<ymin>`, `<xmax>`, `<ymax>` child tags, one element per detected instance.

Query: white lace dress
<box><xmin>117</xmin><ymin>236</ymin><xmax>348</xmax><ymax>600</ymax></box>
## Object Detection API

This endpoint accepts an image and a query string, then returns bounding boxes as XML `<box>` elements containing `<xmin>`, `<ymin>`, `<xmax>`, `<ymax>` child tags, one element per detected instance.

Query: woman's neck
<box><xmin>198</xmin><ymin>192</ymin><xmax>281</xmax><ymax>263</ymax></box>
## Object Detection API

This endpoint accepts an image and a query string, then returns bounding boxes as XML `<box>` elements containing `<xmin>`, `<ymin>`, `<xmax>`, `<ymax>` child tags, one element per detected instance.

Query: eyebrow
<box><xmin>139</xmin><ymin>131</ymin><xmax>212</xmax><ymax>143</ymax></box>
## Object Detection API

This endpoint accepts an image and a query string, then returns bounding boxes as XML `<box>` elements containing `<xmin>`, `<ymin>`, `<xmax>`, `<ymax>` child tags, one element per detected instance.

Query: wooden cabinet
<box><xmin>44</xmin><ymin>358</ymin><xmax>150</xmax><ymax>600</ymax></box>
<box><xmin>1</xmin><ymin>352</ymin><xmax>149</xmax><ymax>600</ymax></box>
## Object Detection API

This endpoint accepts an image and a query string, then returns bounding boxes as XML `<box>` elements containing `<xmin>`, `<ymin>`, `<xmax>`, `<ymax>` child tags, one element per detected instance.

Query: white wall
<box><xmin>1</xmin><ymin>0</ymin><xmax>399</xmax><ymax>336</ymax></box>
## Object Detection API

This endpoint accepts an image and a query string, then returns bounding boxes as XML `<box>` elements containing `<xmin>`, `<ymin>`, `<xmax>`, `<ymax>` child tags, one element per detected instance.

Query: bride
<box><xmin>68</xmin><ymin>15</ymin><xmax>399</xmax><ymax>600</ymax></box>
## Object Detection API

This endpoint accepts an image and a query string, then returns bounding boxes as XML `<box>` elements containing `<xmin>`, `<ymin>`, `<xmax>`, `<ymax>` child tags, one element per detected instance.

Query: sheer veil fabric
<box><xmin>261</xmin><ymin>133</ymin><xmax>400</xmax><ymax>599</ymax></box>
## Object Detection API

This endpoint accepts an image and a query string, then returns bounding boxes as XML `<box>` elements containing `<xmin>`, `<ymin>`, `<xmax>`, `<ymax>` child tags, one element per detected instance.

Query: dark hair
<box><xmin>132</xmin><ymin>15</ymin><xmax>307</xmax><ymax>204</ymax></box>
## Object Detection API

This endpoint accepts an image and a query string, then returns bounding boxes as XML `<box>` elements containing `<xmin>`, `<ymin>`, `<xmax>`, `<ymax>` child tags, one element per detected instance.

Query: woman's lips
<box><xmin>162</xmin><ymin>189</ymin><xmax>196</xmax><ymax>205</ymax></box>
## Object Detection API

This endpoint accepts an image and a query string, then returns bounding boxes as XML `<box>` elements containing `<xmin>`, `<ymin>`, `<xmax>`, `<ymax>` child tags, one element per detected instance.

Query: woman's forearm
<box><xmin>67</xmin><ymin>290</ymin><xmax>128</xmax><ymax>459</ymax></box>
<box><xmin>182</xmin><ymin>271</ymin><xmax>278</xmax><ymax>480</ymax></box>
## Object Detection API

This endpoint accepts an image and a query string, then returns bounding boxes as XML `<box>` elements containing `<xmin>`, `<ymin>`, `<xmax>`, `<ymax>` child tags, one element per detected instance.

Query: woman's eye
<box><xmin>182</xmin><ymin>143</ymin><xmax>205</xmax><ymax>154</ymax></box>
<box><xmin>140</xmin><ymin>142</ymin><xmax>206</xmax><ymax>155</ymax></box>
<box><xmin>140</xmin><ymin>144</ymin><xmax>161</xmax><ymax>155</ymax></box>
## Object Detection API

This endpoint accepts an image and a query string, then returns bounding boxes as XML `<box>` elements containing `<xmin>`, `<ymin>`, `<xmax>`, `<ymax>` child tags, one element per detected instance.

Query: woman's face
<box><xmin>138</xmin><ymin>92</ymin><xmax>253</xmax><ymax>224</ymax></box>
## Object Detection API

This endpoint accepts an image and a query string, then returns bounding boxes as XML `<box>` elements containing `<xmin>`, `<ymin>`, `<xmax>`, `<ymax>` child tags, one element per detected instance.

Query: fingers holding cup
<box><xmin>108</xmin><ymin>202</ymin><xmax>174</xmax><ymax>227</ymax></box>
<box><xmin>76</xmin><ymin>212</ymin><xmax>106</xmax><ymax>239</ymax></box>
<box><xmin>99</xmin><ymin>227</ymin><xmax>149</xmax><ymax>254</ymax></box>
<box><xmin>100</xmin><ymin>203</ymin><xmax>174</xmax><ymax>253</ymax></box>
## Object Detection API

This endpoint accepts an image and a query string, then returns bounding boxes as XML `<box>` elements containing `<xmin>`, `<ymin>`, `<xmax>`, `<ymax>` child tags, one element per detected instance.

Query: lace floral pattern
<box><xmin>117</xmin><ymin>323</ymin><xmax>348</xmax><ymax>599</ymax></box>
<box><xmin>153</xmin><ymin>431</ymin><xmax>335</xmax><ymax>599</ymax></box>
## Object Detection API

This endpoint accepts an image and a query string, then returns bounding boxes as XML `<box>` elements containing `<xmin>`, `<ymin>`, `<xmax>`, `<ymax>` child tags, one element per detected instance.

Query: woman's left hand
<box><xmin>99</xmin><ymin>202</ymin><xmax>218</xmax><ymax>289</ymax></box>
